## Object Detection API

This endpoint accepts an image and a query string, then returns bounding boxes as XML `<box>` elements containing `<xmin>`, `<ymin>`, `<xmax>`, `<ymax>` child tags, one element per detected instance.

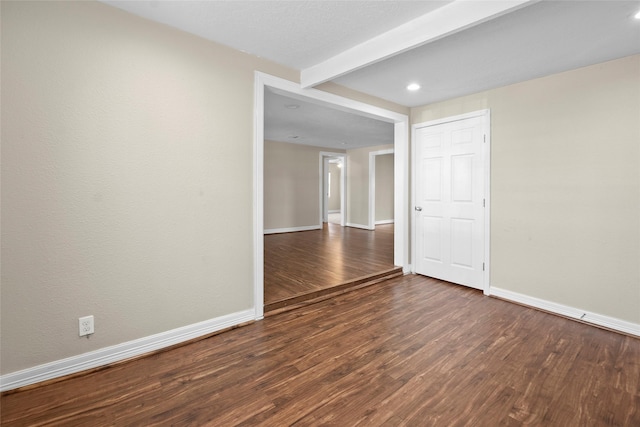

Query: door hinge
<box><xmin>483</xmin><ymin>134</ymin><xmax>486</xmax><ymax>143</ymax></box>
<box><xmin>482</xmin><ymin>262</ymin><xmax>485</xmax><ymax>271</ymax></box>
<box><xmin>483</xmin><ymin>198</ymin><xmax>486</xmax><ymax>208</ymax></box>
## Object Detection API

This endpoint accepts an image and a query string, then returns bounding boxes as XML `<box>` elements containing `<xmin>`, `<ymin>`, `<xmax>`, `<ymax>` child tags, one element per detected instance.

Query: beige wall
<box><xmin>328</xmin><ymin>163</ymin><xmax>341</xmax><ymax>212</ymax></box>
<box><xmin>411</xmin><ymin>54</ymin><xmax>640</xmax><ymax>324</ymax></box>
<box><xmin>0</xmin><ymin>0</ymin><xmax>293</xmax><ymax>374</ymax></box>
<box><xmin>264</xmin><ymin>141</ymin><xmax>345</xmax><ymax>230</ymax></box>
<box><xmin>375</xmin><ymin>154</ymin><xmax>394</xmax><ymax>222</ymax></box>
<box><xmin>347</xmin><ymin>144</ymin><xmax>394</xmax><ymax>227</ymax></box>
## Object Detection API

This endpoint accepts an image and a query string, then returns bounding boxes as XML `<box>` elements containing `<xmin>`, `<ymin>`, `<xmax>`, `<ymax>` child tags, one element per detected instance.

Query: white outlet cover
<box><xmin>79</xmin><ymin>315</ymin><xmax>94</xmax><ymax>336</ymax></box>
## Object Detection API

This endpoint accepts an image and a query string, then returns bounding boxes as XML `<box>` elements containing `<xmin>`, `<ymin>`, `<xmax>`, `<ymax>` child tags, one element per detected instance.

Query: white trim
<box><xmin>301</xmin><ymin>1</ymin><xmax>533</xmax><ymax>88</ymax></box>
<box><xmin>375</xmin><ymin>219</ymin><xmax>395</xmax><ymax>225</ymax></box>
<box><xmin>264</xmin><ymin>225</ymin><xmax>322</xmax><ymax>235</ymax></box>
<box><xmin>483</xmin><ymin>111</ymin><xmax>491</xmax><ymax>296</ymax></box>
<box><xmin>319</xmin><ymin>151</ymin><xmax>347</xmax><ymax>227</ymax></box>
<box><xmin>411</xmin><ymin>109</ymin><xmax>491</xmax><ymax>294</ymax></box>
<box><xmin>254</xmin><ymin>72</ymin><xmax>410</xmax><ymax>317</ymax></box>
<box><xmin>0</xmin><ymin>309</ymin><xmax>255</xmax><ymax>392</ymax></box>
<box><xmin>413</xmin><ymin>110</ymin><xmax>489</xmax><ymax>128</ymax></box>
<box><xmin>409</xmin><ymin>123</ymin><xmax>417</xmax><ymax>275</ymax></box>
<box><xmin>368</xmin><ymin>149</ymin><xmax>394</xmax><ymax>230</ymax></box>
<box><xmin>346</xmin><ymin>222</ymin><xmax>374</xmax><ymax>231</ymax></box>
<box><xmin>328</xmin><ymin>210</ymin><xmax>340</xmax><ymax>214</ymax></box>
<box><xmin>253</xmin><ymin>74</ymin><xmax>266</xmax><ymax>320</ymax></box>
<box><xmin>490</xmin><ymin>287</ymin><xmax>640</xmax><ymax>337</ymax></box>
<box><xmin>394</xmin><ymin>122</ymin><xmax>409</xmax><ymax>269</ymax></box>
<box><xmin>323</xmin><ymin>157</ymin><xmax>329</xmax><ymax>222</ymax></box>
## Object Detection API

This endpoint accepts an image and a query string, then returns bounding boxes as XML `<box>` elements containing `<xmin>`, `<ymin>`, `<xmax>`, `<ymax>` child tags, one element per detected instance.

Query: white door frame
<box><xmin>323</xmin><ymin>157</ymin><xmax>330</xmax><ymax>223</ymax></box>
<box><xmin>368</xmin><ymin>149</ymin><xmax>394</xmax><ymax>229</ymax></box>
<box><xmin>411</xmin><ymin>109</ymin><xmax>491</xmax><ymax>295</ymax></box>
<box><xmin>320</xmin><ymin>152</ymin><xmax>347</xmax><ymax>226</ymax></box>
<box><xmin>254</xmin><ymin>72</ymin><xmax>410</xmax><ymax>319</ymax></box>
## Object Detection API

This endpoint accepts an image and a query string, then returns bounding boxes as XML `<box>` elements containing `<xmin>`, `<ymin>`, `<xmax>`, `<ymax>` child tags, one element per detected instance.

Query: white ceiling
<box><xmin>335</xmin><ymin>0</ymin><xmax>640</xmax><ymax>107</ymax></box>
<box><xmin>265</xmin><ymin>88</ymin><xmax>394</xmax><ymax>150</ymax></box>
<box><xmin>101</xmin><ymin>0</ymin><xmax>640</xmax><ymax>149</ymax></box>
<box><xmin>102</xmin><ymin>1</ymin><xmax>452</xmax><ymax>70</ymax></box>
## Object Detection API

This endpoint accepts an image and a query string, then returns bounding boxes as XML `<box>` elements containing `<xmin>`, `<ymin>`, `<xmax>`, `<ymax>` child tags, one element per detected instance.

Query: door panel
<box><xmin>423</xmin><ymin>216</ymin><xmax>443</xmax><ymax>262</ymax></box>
<box><xmin>451</xmin><ymin>218</ymin><xmax>473</xmax><ymax>268</ymax></box>
<box><xmin>414</xmin><ymin>116</ymin><xmax>485</xmax><ymax>290</ymax></box>
<box><xmin>423</xmin><ymin>158</ymin><xmax>443</xmax><ymax>201</ymax></box>
<box><xmin>452</xmin><ymin>155</ymin><xmax>473</xmax><ymax>201</ymax></box>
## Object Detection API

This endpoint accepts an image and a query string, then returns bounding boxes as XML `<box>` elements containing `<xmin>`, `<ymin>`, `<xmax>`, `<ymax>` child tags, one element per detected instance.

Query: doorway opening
<box><xmin>254</xmin><ymin>72</ymin><xmax>409</xmax><ymax>319</ymax></box>
<box><xmin>321</xmin><ymin>152</ymin><xmax>346</xmax><ymax>227</ymax></box>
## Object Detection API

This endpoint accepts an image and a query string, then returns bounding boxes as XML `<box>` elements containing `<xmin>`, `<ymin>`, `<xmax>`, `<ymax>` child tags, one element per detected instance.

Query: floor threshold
<box><xmin>265</xmin><ymin>267</ymin><xmax>403</xmax><ymax>315</ymax></box>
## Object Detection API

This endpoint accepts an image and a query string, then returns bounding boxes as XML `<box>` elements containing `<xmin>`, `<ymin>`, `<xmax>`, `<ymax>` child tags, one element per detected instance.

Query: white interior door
<box><xmin>414</xmin><ymin>114</ymin><xmax>486</xmax><ymax>290</ymax></box>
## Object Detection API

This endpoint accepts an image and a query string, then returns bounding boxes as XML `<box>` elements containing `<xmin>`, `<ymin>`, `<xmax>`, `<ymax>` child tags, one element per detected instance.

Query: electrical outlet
<box><xmin>79</xmin><ymin>315</ymin><xmax>94</xmax><ymax>337</ymax></box>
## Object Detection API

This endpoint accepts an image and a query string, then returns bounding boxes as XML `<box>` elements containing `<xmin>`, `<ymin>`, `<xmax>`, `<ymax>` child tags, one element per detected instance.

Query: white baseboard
<box><xmin>264</xmin><ymin>225</ymin><xmax>321</xmax><ymax>235</ymax></box>
<box><xmin>490</xmin><ymin>287</ymin><xmax>640</xmax><ymax>337</ymax></box>
<box><xmin>0</xmin><ymin>309</ymin><xmax>255</xmax><ymax>392</ymax></box>
<box><xmin>346</xmin><ymin>222</ymin><xmax>373</xmax><ymax>230</ymax></box>
<box><xmin>375</xmin><ymin>219</ymin><xmax>394</xmax><ymax>225</ymax></box>
<box><xmin>328</xmin><ymin>210</ymin><xmax>340</xmax><ymax>214</ymax></box>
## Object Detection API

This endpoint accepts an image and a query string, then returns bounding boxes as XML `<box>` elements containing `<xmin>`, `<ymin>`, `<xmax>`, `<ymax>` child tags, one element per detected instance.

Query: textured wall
<box><xmin>411</xmin><ymin>55</ymin><xmax>640</xmax><ymax>324</ymax></box>
<box><xmin>0</xmin><ymin>1</ymin><xmax>300</xmax><ymax>374</ymax></box>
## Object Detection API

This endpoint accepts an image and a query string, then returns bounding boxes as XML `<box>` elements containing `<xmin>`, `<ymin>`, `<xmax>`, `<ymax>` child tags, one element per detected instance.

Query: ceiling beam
<box><xmin>300</xmin><ymin>0</ymin><xmax>537</xmax><ymax>89</ymax></box>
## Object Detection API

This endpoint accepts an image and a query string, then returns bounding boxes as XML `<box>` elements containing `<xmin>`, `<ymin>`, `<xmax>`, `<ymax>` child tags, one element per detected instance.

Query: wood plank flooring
<box><xmin>2</xmin><ymin>274</ymin><xmax>639</xmax><ymax>426</ymax></box>
<box><xmin>264</xmin><ymin>223</ymin><xmax>396</xmax><ymax>309</ymax></box>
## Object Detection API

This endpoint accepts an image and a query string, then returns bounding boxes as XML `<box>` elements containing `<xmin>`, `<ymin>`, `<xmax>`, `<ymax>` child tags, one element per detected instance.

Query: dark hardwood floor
<box><xmin>2</xmin><ymin>274</ymin><xmax>638</xmax><ymax>426</ymax></box>
<box><xmin>264</xmin><ymin>223</ymin><xmax>398</xmax><ymax>312</ymax></box>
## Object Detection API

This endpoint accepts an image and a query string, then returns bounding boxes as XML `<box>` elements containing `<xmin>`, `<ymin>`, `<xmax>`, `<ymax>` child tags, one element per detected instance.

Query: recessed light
<box><xmin>406</xmin><ymin>83</ymin><xmax>421</xmax><ymax>91</ymax></box>
<box><xmin>285</xmin><ymin>104</ymin><xmax>300</xmax><ymax>109</ymax></box>
<box><xmin>635</xmin><ymin>10</ymin><xmax>640</xmax><ymax>19</ymax></box>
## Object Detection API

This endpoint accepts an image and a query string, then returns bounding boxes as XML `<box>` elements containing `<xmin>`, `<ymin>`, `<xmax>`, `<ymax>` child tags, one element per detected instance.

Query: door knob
<box><xmin>415</xmin><ymin>206</ymin><xmax>422</xmax><ymax>211</ymax></box>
